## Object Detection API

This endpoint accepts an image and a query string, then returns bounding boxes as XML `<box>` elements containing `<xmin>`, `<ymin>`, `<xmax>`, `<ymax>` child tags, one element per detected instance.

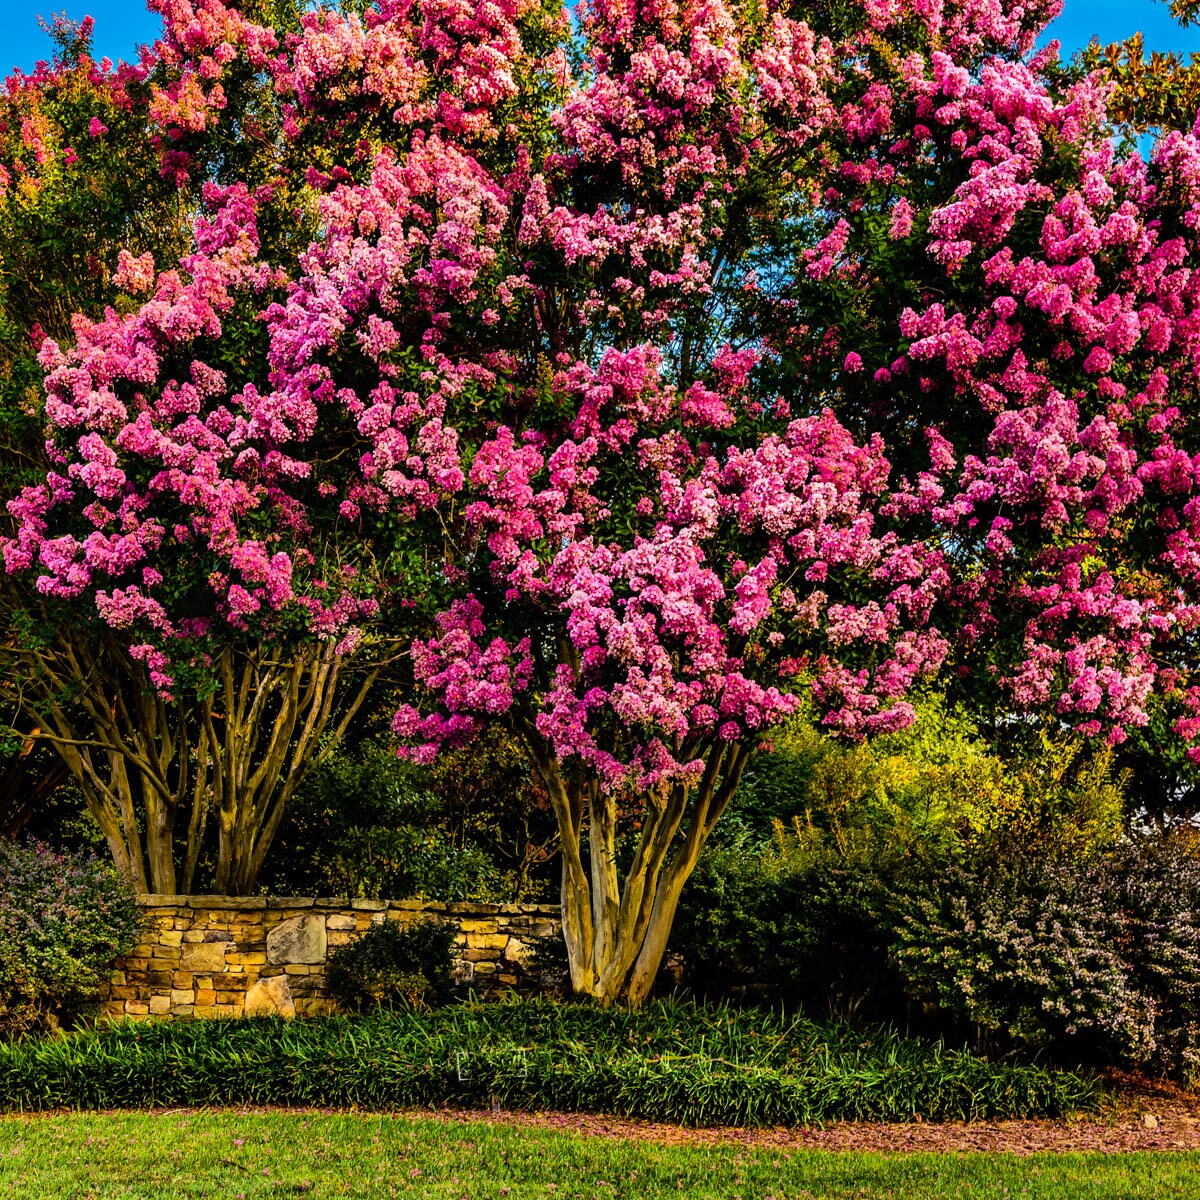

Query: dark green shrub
<box><xmin>263</xmin><ymin>735</ymin><xmax>555</xmax><ymax>902</ymax></box>
<box><xmin>310</xmin><ymin>826</ymin><xmax>504</xmax><ymax>902</ymax></box>
<box><xmin>326</xmin><ymin>918</ymin><xmax>457</xmax><ymax>1010</ymax></box>
<box><xmin>0</xmin><ymin>841</ymin><xmax>141</xmax><ymax>1036</ymax></box>
<box><xmin>889</xmin><ymin>852</ymin><xmax>1139</xmax><ymax>1062</ymax></box>
<box><xmin>1105</xmin><ymin>837</ymin><xmax>1200</xmax><ymax>1080</ymax></box>
<box><xmin>679</xmin><ymin>828</ymin><xmax>1200</xmax><ymax>1081</ymax></box>
<box><xmin>890</xmin><ymin>836</ymin><xmax>1200</xmax><ymax>1080</ymax></box>
<box><xmin>674</xmin><ymin>841</ymin><xmax>906</xmax><ymax>1020</ymax></box>
<box><xmin>0</xmin><ymin>999</ymin><xmax>1100</xmax><ymax>1122</ymax></box>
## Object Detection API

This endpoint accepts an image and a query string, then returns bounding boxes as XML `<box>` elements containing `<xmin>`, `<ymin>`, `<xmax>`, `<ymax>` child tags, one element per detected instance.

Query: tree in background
<box><xmin>0</xmin><ymin>5</ymin><xmax>392</xmax><ymax>895</ymax></box>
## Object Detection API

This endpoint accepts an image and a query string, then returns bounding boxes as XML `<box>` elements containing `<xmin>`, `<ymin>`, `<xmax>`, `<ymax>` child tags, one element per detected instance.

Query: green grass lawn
<box><xmin>1</xmin><ymin>1112</ymin><xmax>1198</xmax><ymax>1199</ymax></box>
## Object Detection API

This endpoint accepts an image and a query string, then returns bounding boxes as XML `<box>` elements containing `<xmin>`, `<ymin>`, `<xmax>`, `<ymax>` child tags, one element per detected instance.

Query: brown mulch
<box><xmin>413</xmin><ymin>1089</ymin><xmax>1200</xmax><ymax>1155</ymax></box>
<box><xmin>9</xmin><ymin>1077</ymin><xmax>1200</xmax><ymax>1154</ymax></box>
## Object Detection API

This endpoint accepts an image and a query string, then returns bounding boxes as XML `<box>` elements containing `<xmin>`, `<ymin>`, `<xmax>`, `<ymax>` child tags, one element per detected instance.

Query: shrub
<box><xmin>326</xmin><ymin>918</ymin><xmax>457</xmax><ymax>1011</ymax></box>
<box><xmin>888</xmin><ymin>853</ymin><xmax>1141</xmax><ymax>1063</ymax></box>
<box><xmin>889</xmin><ymin>836</ymin><xmax>1200</xmax><ymax>1080</ymax></box>
<box><xmin>676</xmin><ymin>703</ymin><xmax>1137</xmax><ymax>1040</ymax></box>
<box><xmin>310</xmin><ymin>827</ymin><xmax>504</xmax><ymax>903</ymax></box>
<box><xmin>0</xmin><ymin>999</ymin><xmax>1100</xmax><ymax>1122</ymax></box>
<box><xmin>262</xmin><ymin>735</ymin><xmax>555</xmax><ymax>902</ymax></box>
<box><xmin>673</xmin><ymin>838</ymin><xmax>905</xmax><ymax>1020</ymax></box>
<box><xmin>0</xmin><ymin>842</ymin><xmax>141</xmax><ymax>1036</ymax></box>
<box><xmin>678</xmin><ymin>833</ymin><xmax>1200</xmax><ymax>1080</ymax></box>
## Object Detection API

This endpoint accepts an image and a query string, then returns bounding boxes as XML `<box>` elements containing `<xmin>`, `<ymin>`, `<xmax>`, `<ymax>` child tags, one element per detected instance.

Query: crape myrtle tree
<box><xmin>10</xmin><ymin>0</ymin><xmax>1200</xmax><ymax>998</ymax></box>
<box><xmin>737</xmin><ymin>0</ymin><xmax>1200</xmax><ymax>821</ymax></box>
<box><xmin>0</xmin><ymin>2</ymin><xmax>388</xmax><ymax>894</ymax></box>
<box><xmin>0</xmin><ymin>16</ymin><xmax>194</xmax><ymax>863</ymax></box>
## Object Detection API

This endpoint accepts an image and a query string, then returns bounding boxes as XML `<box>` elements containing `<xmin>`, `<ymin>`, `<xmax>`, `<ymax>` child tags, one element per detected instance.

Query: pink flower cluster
<box><xmin>16</xmin><ymin>0</ymin><xmax>1200</xmax><ymax>774</ymax></box>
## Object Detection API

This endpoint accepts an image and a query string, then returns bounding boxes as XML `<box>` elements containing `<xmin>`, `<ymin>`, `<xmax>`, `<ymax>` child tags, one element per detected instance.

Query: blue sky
<box><xmin>3</xmin><ymin>0</ymin><xmax>1200</xmax><ymax>76</ymax></box>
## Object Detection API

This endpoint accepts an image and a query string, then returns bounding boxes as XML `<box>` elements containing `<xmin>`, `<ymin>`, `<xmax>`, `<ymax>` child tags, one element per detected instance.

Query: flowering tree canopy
<box><xmin>9</xmin><ymin>0</ymin><xmax>1200</xmax><ymax>997</ymax></box>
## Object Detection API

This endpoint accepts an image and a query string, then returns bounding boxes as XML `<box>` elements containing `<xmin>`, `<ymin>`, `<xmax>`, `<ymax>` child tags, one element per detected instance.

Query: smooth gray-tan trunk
<box><xmin>13</xmin><ymin>633</ymin><xmax>380</xmax><ymax>894</ymax></box>
<box><xmin>517</xmin><ymin>722</ymin><xmax>750</xmax><ymax>1006</ymax></box>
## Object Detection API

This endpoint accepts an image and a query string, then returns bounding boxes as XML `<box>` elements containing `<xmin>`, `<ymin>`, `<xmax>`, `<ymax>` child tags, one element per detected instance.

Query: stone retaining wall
<box><xmin>100</xmin><ymin>896</ymin><xmax>562</xmax><ymax>1020</ymax></box>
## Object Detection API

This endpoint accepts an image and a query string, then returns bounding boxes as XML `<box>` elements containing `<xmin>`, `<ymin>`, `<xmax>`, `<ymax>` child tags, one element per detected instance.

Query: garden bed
<box><xmin>0</xmin><ymin>999</ymin><xmax>1098</xmax><ymax>1123</ymax></box>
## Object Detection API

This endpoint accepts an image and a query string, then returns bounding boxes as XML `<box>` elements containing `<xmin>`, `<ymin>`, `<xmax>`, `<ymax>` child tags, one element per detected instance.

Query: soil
<box><xmin>16</xmin><ymin>1075</ymin><xmax>1200</xmax><ymax>1156</ymax></box>
<box><xmin>414</xmin><ymin>1085</ymin><xmax>1200</xmax><ymax>1155</ymax></box>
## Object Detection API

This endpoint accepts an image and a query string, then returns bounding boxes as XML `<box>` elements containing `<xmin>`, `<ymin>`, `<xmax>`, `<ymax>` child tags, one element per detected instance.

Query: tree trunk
<box><xmin>0</xmin><ymin>727</ymin><xmax>69</xmax><ymax>840</ymax></box>
<box><xmin>15</xmin><ymin>632</ymin><xmax>382</xmax><ymax>896</ymax></box>
<box><xmin>520</xmin><ymin>727</ymin><xmax>751</xmax><ymax>1006</ymax></box>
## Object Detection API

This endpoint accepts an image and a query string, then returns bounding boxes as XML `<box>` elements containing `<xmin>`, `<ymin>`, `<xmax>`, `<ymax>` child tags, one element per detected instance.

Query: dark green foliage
<box><xmin>262</xmin><ymin>735</ymin><xmax>555</xmax><ymax>902</ymax></box>
<box><xmin>310</xmin><ymin>827</ymin><xmax>504</xmax><ymax>903</ymax></box>
<box><xmin>0</xmin><ymin>842</ymin><xmax>141</xmax><ymax>1036</ymax></box>
<box><xmin>676</xmin><ymin>833</ymin><xmax>1200</xmax><ymax>1082</ymax></box>
<box><xmin>675</xmin><ymin>844</ymin><xmax>901</xmax><ymax>1021</ymax></box>
<box><xmin>0</xmin><ymin>1000</ymin><xmax>1099</xmax><ymax>1122</ymax></box>
<box><xmin>891</xmin><ymin>836</ymin><xmax>1200</xmax><ymax>1081</ymax></box>
<box><xmin>326</xmin><ymin>919</ymin><xmax>457</xmax><ymax>1011</ymax></box>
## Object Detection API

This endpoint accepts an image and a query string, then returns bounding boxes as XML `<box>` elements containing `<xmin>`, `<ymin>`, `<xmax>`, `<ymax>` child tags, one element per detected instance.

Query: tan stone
<box><xmin>181</xmin><ymin>941</ymin><xmax>227</xmax><ymax>973</ymax></box>
<box><xmin>266</xmin><ymin>913</ymin><xmax>326</xmax><ymax>965</ymax></box>
<box><xmin>325</xmin><ymin>914</ymin><xmax>356</xmax><ymax>932</ymax></box>
<box><xmin>170</xmin><ymin>988</ymin><xmax>195</xmax><ymax>1006</ymax></box>
<box><xmin>126</xmin><ymin>1001</ymin><xmax>149</xmax><ymax>1016</ymax></box>
<box><xmin>504</xmin><ymin>938</ymin><xmax>533</xmax><ymax>965</ymax></box>
<box><xmin>244</xmin><ymin>974</ymin><xmax>296</xmax><ymax>1018</ymax></box>
<box><xmin>149</xmin><ymin>995</ymin><xmax>171</xmax><ymax>1016</ymax></box>
<box><xmin>172</xmin><ymin>971</ymin><xmax>194</xmax><ymax>989</ymax></box>
<box><xmin>170</xmin><ymin>1004</ymin><xmax>194</xmax><ymax>1017</ymax></box>
<box><xmin>159</xmin><ymin>931</ymin><xmax>183</xmax><ymax>947</ymax></box>
<box><xmin>467</xmin><ymin>933</ymin><xmax>509</xmax><ymax>950</ymax></box>
<box><xmin>458</xmin><ymin>920</ymin><xmax>499</xmax><ymax>934</ymax></box>
<box><xmin>188</xmin><ymin>895</ymin><xmax>266</xmax><ymax>910</ymax></box>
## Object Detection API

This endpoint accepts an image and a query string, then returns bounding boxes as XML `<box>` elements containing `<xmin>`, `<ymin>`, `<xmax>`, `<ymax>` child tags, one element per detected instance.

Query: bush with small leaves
<box><xmin>326</xmin><ymin>919</ymin><xmax>457</xmax><ymax>1012</ymax></box>
<box><xmin>0</xmin><ymin>841</ymin><xmax>141</xmax><ymax>1036</ymax></box>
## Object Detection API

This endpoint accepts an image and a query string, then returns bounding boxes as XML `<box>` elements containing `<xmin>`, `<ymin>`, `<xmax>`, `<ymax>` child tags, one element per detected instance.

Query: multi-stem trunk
<box><xmin>14</xmin><ymin>633</ymin><xmax>380</xmax><ymax>895</ymax></box>
<box><xmin>521</xmin><ymin>729</ymin><xmax>751</xmax><ymax>1006</ymax></box>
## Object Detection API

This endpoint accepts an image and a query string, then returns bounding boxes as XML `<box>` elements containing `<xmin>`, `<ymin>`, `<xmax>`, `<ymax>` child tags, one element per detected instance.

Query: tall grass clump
<box><xmin>0</xmin><ymin>998</ymin><xmax>1099</xmax><ymax>1123</ymax></box>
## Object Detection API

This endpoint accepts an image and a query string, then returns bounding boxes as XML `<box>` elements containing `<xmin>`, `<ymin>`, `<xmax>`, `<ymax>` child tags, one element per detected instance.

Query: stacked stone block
<box><xmin>100</xmin><ymin>896</ymin><xmax>562</xmax><ymax>1020</ymax></box>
